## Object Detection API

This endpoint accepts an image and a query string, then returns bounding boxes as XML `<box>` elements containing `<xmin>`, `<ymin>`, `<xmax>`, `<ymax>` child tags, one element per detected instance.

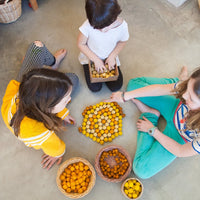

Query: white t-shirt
<box><xmin>78</xmin><ymin>19</ymin><xmax>129</xmax><ymax>66</ymax></box>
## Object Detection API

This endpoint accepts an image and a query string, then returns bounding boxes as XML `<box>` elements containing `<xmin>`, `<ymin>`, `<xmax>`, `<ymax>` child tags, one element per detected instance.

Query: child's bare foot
<box><xmin>178</xmin><ymin>66</ymin><xmax>188</xmax><ymax>81</ymax></box>
<box><xmin>132</xmin><ymin>99</ymin><xmax>160</xmax><ymax>117</ymax></box>
<box><xmin>51</xmin><ymin>49</ymin><xmax>67</xmax><ymax>70</ymax></box>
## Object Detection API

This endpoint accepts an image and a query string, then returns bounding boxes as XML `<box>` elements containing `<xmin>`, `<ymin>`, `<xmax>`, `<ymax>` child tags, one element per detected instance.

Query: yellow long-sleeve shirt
<box><xmin>1</xmin><ymin>80</ymin><xmax>69</xmax><ymax>157</ymax></box>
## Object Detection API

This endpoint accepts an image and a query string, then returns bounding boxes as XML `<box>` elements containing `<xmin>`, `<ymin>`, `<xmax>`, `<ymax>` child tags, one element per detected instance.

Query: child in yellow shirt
<box><xmin>1</xmin><ymin>41</ymin><xmax>79</xmax><ymax>170</ymax></box>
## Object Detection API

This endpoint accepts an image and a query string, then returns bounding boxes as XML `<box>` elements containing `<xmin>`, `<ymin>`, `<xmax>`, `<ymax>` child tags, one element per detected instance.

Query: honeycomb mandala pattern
<box><xmin>78</xmin><ymin>102</ymin><xmax>125</xmax><ymax>145</ymax></box>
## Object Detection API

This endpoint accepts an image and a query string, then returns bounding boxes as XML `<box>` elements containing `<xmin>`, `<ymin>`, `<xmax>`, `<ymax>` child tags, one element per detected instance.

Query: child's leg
<box><xmin>65</xmin><ymin>73</ymin><xmax>79</xmax><ymax>97</ymax></box>
<box><xmin>105</xmin><ymin>66</ymin><xmax>123</xmax><ymax>92</ymax></box>
<box><xmin>133</xmin><ymin>113</ymin><xmax>185</xmax><ymax>179</ymax></box>
<box><xmin>83</xmin><ymin>64</ymin><xmax>102</xmax><ymax>92</ymax></box>
<box><xmin>16</xmin><ymin>41</ymin><xmax>56</xmax><ymax>81</ymax></box>
<box><xmin>127</xmin><ymin>77</ymin><xmax>180</xmax><ymax>121</ymax></box>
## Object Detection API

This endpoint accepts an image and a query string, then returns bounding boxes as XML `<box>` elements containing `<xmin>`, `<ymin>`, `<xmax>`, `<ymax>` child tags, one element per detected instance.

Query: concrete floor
<box><xmin>0</xmin><ymin>0</ymin><xmax>200</xmax><ymax>199</ymax></box>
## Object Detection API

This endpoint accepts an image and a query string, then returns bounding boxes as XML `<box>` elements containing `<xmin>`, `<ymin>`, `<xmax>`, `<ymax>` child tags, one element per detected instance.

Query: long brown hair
<box><xmin>10</xmin><ymin>68</ymin><xmax>72</xmax><ymax>136</ymax></box>
<box><xmin>174</xmin><ymin>68</ymin><xmax>200</xmax><ymax>131</ymax></box>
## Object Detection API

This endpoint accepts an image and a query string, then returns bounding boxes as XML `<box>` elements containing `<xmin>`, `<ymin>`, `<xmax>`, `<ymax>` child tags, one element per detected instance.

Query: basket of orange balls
<box><xmin>121</xmin><ymin>178</ymin><xmax>143</xmax><ymax>199</ymax></box>
<box><xmin>56</xmin><ymin>157</ymin><xmax>96</xmax><ymax>199</ymax></box>
<box><xmin>95</xmin><ymin>145</ymin><xmax>132</xmax><ymax>183</ymax></box>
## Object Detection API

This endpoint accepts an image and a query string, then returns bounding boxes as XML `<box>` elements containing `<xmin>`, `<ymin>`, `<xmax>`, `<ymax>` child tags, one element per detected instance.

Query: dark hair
<box><xmin>174</xmin><ymin>68</ymin><xmax>200</xmax><ymax>130</ymax></box>
<box><xmin>10</xmin><ymin>68</ymin><xmax>72</xmax><ymax>136</ymax></box>
<box><xmin>85</xmin><ymin>0</ymin><xmax>121</xmax><ymax>29</ymax></box>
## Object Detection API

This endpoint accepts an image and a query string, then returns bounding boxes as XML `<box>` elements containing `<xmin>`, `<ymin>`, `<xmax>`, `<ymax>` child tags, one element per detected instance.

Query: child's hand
<box><xmin>94</xmin><ymin>58</ymin><xmax>106</xmax><ymax>73</ymax></box>
<box><xmin>136</xmin><ymin>116</ymin><xmax>154</xmax><ymax>133</ymax></box>
<box><xmin>105</xmin><ymin>56</ymin><xmax>116</xmax><ymax>70</ymax></box>
<box><xmin>104</xmin><ymin>91</ymin><xmax>124</xmax><ymax>103</ymax></box>
<box><xmin>63</xmin><ymin>114</ymin><xmax>76</xmax><ymax>125</ymax></box>
<box><xmin>41</xmin><ymin>154</ymin><xmax>63</xmax><ymax>170</ymax></box>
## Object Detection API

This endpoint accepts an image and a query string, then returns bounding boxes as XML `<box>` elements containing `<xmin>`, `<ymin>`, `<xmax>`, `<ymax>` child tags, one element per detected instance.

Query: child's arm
<box><xmin>56</xmin><ymin>107</ymin><xmax>76</xmax><ymax>125</ymax></box>
<box><xmin>41</xmin><ymin>132</ymin><xmax>65</xmax><ymax>169</ymax></box>
<box><xmin>41</xmin><ymin>154</ymin><xmax>63</xmax><ymax>170</ymax></box>
<box><xmin>77</xmin><ymin>32</ymin><xmax>106</xmax><ymax>73</ymax></box>
<box><xmin>137</xmin><ymin>116</ymin><xmax>198</xmax><ymax>157</ymax></box>
<box><xmin>63</xmin><ymin>114</ymin><xmax>76</xmax><ymax>125</ymax></box>
<box><xmin>105</xmin><ymin>83</ymin><xmax>176</xmax><ymax>103</ymax></box>
<box><xmin>105</xmin><ymin>41</ymin><xmax>127</xmax><ymax>70</ymax></box>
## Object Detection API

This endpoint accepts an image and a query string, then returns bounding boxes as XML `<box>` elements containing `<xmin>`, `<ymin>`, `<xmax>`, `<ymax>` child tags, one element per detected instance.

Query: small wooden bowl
<box><xmin>95</xmin><ymin>145</ymin><xmax>132</xmax><ymax>183</ymax></box>
<box><xmin>121</xmin><ymin>178</ymin><xmax>143</xmax><ymax>199</ymax></box>
<box><xmin>56</xmin><ymin>157</ymin><xmax>96</xmax><ymax>199</ymax></box>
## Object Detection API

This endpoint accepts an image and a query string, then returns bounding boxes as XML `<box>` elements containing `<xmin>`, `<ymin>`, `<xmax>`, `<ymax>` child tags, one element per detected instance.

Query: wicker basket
<box><xmin>121</xmin><ymin>178</ymin><xmax>143</xmax><ymax>199</ymax></box>
<box><xmin>95</xmin><ymin>145</ymin><xmax>132</xmax><ymax>183</ymax></box>
<box><xmin>0</xmin><ymin>0</ymin><xmax>22</xmax><ymax>23</ymax></box>
<box><xmin>56</xmin><ymin>157</ymin><xmax>96</xmax><ymax>199</ymax></box>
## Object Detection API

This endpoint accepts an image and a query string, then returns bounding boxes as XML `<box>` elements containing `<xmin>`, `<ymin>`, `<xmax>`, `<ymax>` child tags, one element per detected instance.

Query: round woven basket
<box><xmin>0</xmin><ymin>0</ymin><xmax>22</xmax><ymax>23</ymax></box>
<box><xmin>95</xmin><ymin>145</ymin><xmax>132</xmax><ymax>183</ymax></box>
<box><xmin>121</xmin><ymin>178</ymin><xmax>143</xmax><ymax>199</ymax></box>
<box><xmin>56</xmin><ymin>157</ymin><xmax>96</xmax><ymax>199</ymax></box>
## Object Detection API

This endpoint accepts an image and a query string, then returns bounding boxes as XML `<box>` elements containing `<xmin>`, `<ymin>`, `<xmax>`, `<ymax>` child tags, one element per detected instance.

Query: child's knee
<box><xmin>127</xmin><ymin>77</ymin><xmax>146</xmax><ymax>92</ymax></box>
<box><xmin>107</xmin><ymin>83</ymin><xmax>122</xmax><ymax>92</ymax></box>
<box><xmin>133</xmin><ymin>162</ymin><xmax>152</xmax><ymax>180</ymax></box>
<box><xmin>34</xmin><ymin>40</ymin><xmax>44</xmax><ymax>47</ymax></box>
<box><xmin>66</xmin><ymin>73</ymin><xmax>79</xmax><ymax>88</ymax></box>
<box><xmin>89</xmin><ymin>84</ymin><xmax>102</xmax><ymax>92</ymax></box>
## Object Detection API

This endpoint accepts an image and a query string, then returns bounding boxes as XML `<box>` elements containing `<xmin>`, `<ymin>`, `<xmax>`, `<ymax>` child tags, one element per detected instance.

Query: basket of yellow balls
<box><xmin>56</xmin><ymin>157</ymin><xmax>96</xmax><ymax>199</ymax></box>
<box><xmin>121</xmin><ymin>178</ymin><xmax>143</xmax><ymax>199</ymax></box>
<box><xmin>95</xmin><ymin>145</ymin><xmax>132</xmax><ymax>183</ymax></box>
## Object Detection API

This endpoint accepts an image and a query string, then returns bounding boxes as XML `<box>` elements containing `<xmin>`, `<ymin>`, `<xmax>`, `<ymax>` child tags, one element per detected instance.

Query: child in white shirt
<box><xmin>77</xmin><ymin>0</ymin><xmax>129</xmax><ymax>92</ymax></box>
